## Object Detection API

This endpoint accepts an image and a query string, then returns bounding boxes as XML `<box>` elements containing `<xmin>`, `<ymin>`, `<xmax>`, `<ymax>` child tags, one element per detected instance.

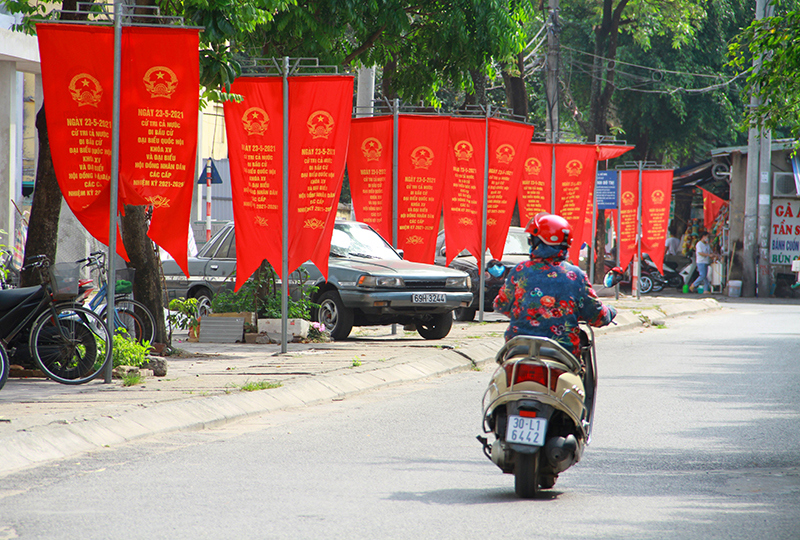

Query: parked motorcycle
<box><xmin>662</xmin><ymin>255</ymin><xmax>696</xmax><ymax>290</ymax></box>
<box><xmin>477</xmin><ymin>326</ymin><xmax>598</xmax><ymax>498</ymax></box>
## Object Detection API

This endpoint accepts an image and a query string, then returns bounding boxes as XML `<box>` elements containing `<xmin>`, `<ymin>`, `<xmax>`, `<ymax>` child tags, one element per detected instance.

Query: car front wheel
<box><xmin>317</xmin><ymin>290</ymin><xmax>354</xmax><ymax>340</ymax></box>
<box><xmin>416</xmin><ymin>312</ymin><xmax>453</xmax><ymax>340</ymax></box>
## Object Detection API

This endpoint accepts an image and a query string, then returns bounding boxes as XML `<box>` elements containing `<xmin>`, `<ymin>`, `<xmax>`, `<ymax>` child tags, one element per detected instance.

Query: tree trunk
<box><xmin>21</xmin><ymin>105</ymin><xmax>61</xmax><ymax>287</ymax></box>
<box><xmin>119</xmin><ymin>206</ymin><xmax>167</xmax><ymax>344</ymax></box>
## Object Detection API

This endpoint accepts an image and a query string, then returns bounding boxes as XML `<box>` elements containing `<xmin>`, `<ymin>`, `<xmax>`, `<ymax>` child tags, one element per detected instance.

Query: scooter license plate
<box><xmin>506</xmin><ymin>415</ymin><xmax>547</xmax><ymax>447</ymax></box>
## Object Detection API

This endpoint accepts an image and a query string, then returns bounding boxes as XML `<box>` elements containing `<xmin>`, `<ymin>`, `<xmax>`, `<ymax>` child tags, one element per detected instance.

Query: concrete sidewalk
<box><xmin>0</xmin><ymin>294</ymin><xmax>722</xmax><ymax>476</ymax></box>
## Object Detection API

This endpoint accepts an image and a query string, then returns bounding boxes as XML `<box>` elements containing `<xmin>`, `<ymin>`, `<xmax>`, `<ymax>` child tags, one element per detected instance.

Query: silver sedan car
<box><xmin>162</xmin><ymin>221</ymin><xmax>473</xmax><ymax>340</ymax></box>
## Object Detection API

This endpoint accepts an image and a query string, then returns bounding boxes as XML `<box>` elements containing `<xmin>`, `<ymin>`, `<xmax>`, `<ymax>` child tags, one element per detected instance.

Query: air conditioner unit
<box><xmin>773</xmin><ymin>172</ymin><xmax>800</xmax><ymax>198</ymax></box>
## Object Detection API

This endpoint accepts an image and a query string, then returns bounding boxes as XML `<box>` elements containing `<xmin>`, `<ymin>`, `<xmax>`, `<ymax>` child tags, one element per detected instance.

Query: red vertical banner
<box><xmin>554</xmin><ymin>144</ymin><xmax>598</xmax><ymax>263</ymax></box>
<box><xmin>518</xmin><ymin>143</ymin><xmax>553</xmax><ymax>225</ymax></box>
<box><xmin>641</xmin><ymin>170</ymin><xmax>674</xmax><ymax>272</ymax></box>
<box><xmin>618</xmin><ymin>170</ymin><xmax>640</xmax><ymax>270</ymax></box>
<box><xmin>397</xmin><ymin>116</ymin><xmax>450</xmax><ymax>263</ymax></box>
<box><xmin>486</xmin><ymin>119</ymin><xmax>534</xmax><ymax>260</ymax></box>
<box><xmin>119</xmin><ymin>27</ymin><xmax>200</xmax><ymax>275</ymax></box>
<box><xmin>224</xmin><ymin>78</ymin><xmax>284</xmax><ymax>290</ymax></box>
<box><xmin>36</xmin><ymin>24</ymin><xmax>129</xmax><ymax>259</ymax></box>
<box><xmin>287</xmin><ymin>76</ymin><xmax>354</xmax><ymax>279</ymax></box>
<box><xmin>443</xmin><ymin>118</ymin><xmax>485</xmax><ymax>265</ymax></box>
<box><xmin>347</xmin><ymin>117</ymin><xmax>393</xmax><ymax>242</ymax></box>
<box><xmin>700</xmin><ymin>187</ymin><xmax>727</xmax><ymax>230</ymax></box>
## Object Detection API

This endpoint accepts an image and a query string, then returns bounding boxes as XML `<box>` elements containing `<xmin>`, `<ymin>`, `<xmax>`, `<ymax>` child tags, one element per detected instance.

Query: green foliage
<box><xmin>121</xmin><ymin>372</ymin><xmax>144</xmax><ymax>387</ymax></box>
<box><xmin>210</xmin><ymin>263</ymin><xmax>318</xmax><ymax>320</ymax></box>
<box><xmin>729</xmin><ymin>5</ymin><xmax>800</xmax><ymax>139</ymax></box>
<box><xmin>111</xmin><ymin>332</ymin><xmax>151</xmax><ymax>368</ymax></box>
<box><xmin>167</xmin><ymin>297</ymin><xmax>200</xmax><ymax>331</ymax></box>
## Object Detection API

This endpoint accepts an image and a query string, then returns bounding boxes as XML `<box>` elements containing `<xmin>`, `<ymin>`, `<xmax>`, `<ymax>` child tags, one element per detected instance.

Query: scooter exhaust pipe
<box><xmin>544</xmin><ymin>434</ymin><xmax>578</xmax><ymax>472</ymax></box>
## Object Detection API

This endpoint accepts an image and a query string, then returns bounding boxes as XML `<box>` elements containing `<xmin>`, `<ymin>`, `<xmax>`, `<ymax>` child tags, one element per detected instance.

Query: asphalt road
<box><xmin>1</xmin><ymin>302</ymin><xmax>798</xmax><ymax>540</ymax></box>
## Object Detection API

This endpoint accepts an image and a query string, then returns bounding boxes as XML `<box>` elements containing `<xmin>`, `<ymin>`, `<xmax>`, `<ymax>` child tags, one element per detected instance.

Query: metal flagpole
<box><xmin>635</xmin><ymin>161</ymin><xmax>643</xmax><ymax>300</ymax></box>
<box><xmin>478</xmin><ymin>105</ymin><xmax>490</xmax><ymax>323</ymax></box>
<box><xmin>104</xmin><ymin>0</ymin><xmax>123</xmax><ymax>383</ymax></box>
<box><xmin>280</xmin><ymin>56</ymin><xmax>290</xmax><ymax>353</ymax></box>
<box><xmin>391</xmin><ymin>98</ymin><xmax>399</xmax><ymax>335</ymax></box>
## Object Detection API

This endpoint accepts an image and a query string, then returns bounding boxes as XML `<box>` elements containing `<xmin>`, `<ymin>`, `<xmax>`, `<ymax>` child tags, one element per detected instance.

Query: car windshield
<box><xmin>503</xmin><ymin>230</ymin><xmax>530</xmax><ymax>255</ymax></box>
<box><xmin>330</xmin><ymin>222</ymin><xmax>400</xmax><ymax>260</ymax></box>
<box><xmin>450</xmin><ymin>230</ymin><xmax>529</xmax><ymax>258</ymax></box>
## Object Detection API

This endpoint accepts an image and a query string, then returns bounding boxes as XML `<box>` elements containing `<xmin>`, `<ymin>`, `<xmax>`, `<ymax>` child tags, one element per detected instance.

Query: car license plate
<box><xmin>412</xmin><ymin>293</ymin><xmax>446</xmax><ymax>303</ymax></box>
<box><xmin>506</xmin><ymin>415</ymin><xmax>547</xmax><ymax>447</ymax></box>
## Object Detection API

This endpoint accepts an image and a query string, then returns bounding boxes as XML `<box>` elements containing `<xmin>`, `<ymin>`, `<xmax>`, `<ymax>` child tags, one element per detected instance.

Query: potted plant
<box><xmin>167</xmin><ymin>297</ymin><xmax>200</xmax><ymax>341</ymax></box>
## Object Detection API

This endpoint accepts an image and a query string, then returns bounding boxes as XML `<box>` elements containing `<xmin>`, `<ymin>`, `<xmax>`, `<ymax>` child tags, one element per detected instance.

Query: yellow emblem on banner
<box><xmin>565</xmin><ymin>159</ymin><xmax>583</xmax><ymax>177</ymax></box>
<box><xmin>68</xmin><ymin>73</ymin><xmax>103</xmax><ymax>107</ymax></box>
<box><xmin>147</xmin><ymin>195</ymin><xmax>171</xmax><ymax>208</ymax></box>
<box><xmin>495</xmin><ymin>144</ymin><xmax>515</xmax><ymax>165</ymax></box>
<box><xmin>454</xmin><ymin>141</ymin><xmax>474</xmax><ymax>161</ymax></box>
<box><xmin>307</xmin><ymin>110</ymin><xmax>334</xmax><ymax>139</ymax></box>
<box><xmin>651</xmin><ymin>190</ymin><xmax>665</xmax><ymax>204</ymax></box>
<box><xmin>143</xmin><ymin>66</ymin><xmax>178</xmax><ymax>99</ymax></box>
<box><xmin>243</xmin><ymin>107</ymin><xmax>270</xmax><ymax>136</ymax></box>
<box><xmin>458</xmin><ymin>217</ymin><xmax>474</xmax><ymax>226</ymax></box>
<box><xmin>410</xmin><ymin>146</ymin><xmax>434</xmax><ymax>169</ymax></box>
<box><xmin>406</xmin><ymin>235</ymin><xmax>424</xmax><ymax>245</ymax></box>
<box><xmin>487</xmin><ymin>217</ymin><xmax>497</xmax><ymax>226</ymax></box>
<box><xmin>304</xmin><ymin>218</ymin><xmax>325</xmax><ymax>229</ymax></box>
<box><xmin>622</xmin><ymin>191</ymin><xmax>635</xmax><ymax>206</ymax></box>
<box><xmin>361</xmin><ymin>137</ymin><xmax>383</xmax><ymax>161</ymax></box>
<box><xmin>254</xmin><ymin>216</ymin><xmax>269</xmax><ymax>227</ymax></box>
<box><xmin>525</xmin><ymin>157</ymin><xmax>542</xmax><ymax>176</ymax></box>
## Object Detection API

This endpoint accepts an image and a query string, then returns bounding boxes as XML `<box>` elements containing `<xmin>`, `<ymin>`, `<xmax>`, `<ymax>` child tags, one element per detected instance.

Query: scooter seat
<box><xmin>0</xmin><ymin>286</ymin><xmax>45</xmax><ymax>312</ymax></box>
<box><xmin>505</xmin><ymin>344</ymin><xmax>579</xmax><ymax>369</ymax></box>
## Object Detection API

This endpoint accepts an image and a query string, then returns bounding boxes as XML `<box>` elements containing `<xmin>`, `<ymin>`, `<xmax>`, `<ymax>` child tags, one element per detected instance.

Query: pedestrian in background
<box><xmin>689</xmin><ymin>231</ymin><xmax>714</xmax><ymax>293</ymax></box>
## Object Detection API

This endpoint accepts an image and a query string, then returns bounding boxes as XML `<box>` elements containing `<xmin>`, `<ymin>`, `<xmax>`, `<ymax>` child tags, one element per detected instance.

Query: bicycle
<box><xmin>0</xmin><ymin>255</ymin><xmax>112</xmax><ymax>385</ymax></box>
<box><xmin>79</xmin><ymin>251</ymin><xmax>157</xmax><ymax>345</ymax></box>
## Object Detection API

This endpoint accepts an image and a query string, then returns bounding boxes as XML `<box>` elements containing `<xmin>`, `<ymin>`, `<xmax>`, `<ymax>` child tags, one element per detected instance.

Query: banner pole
<box><xmin>392</xmin><ymin>98</ymin><xmax>399</xmax><ymax>336</ymax></box>
<box><xmin>479</xmin><ymin>105</ymin><xmax>490</xmax><ymax>323</ymax></box>
<box><xmin>590</xmin><ymin>159</ymin><xmax>598</xmax><ymax>284</ymax></box>
<box><xmin>551</xmin><ymin>144</ymin><xmax>556</xmax><ymax>213</ymax></box>
<box><xmin>104</xmin><ymin>0</ymin><xmax>123</xmax><ymax>383</ymax></box>
<box><xmin>281</xmin><ymin>56</ymin><xmax>289</xmax><ymax>353</ymax></box>
<box><xmin>205</xmin><ymin>159</ymin><xmax>212</xmax><ymax>241</ymax></box>
<box><xmin>615</xmin><ymin>170</ymin><xmax>620</xmax><ymax>300</ymax></box>
<box><xmin>636</xmin><ymin>161</ymin><xmax>643</xmax><ymax>300</ymax></box>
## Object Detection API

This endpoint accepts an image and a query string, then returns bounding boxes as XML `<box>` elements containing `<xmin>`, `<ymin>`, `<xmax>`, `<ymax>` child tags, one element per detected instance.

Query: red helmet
<box><xmin>524</xmin><ymin>212</ymin><xmax>573</xmax><ymax>247</ymax></box>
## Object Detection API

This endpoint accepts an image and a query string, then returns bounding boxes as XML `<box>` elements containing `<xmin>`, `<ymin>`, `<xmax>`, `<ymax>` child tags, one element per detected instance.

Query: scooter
<box><xmin>662</xmin><ymin>255</ymin><xmax>696</xmax><ymax>290</ymax></box>
<box><xmin>477</xmin><ymin>325</ymin><xmax>598</xmax><ymax>498</ymax></box>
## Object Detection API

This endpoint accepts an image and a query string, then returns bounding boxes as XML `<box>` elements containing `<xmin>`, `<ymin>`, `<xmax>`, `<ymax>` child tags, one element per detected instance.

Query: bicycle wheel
<box><xmin>102</xmin><ymin>298</ymin><xmax>156</xmax><ymax>344</ymax></box>
<box><xmin>113</xmin><ymin>308</ymin><xmax>148</xmax><ymax>343</ymax></box>
<box><xmin>0</xmin><ymin>343</ymin><xmax>8</xmax><ymax>391</ymax></box>
<box><xmin>29</xmin><ymin>305</ymin><xmax>112</xmax><ymax>385</ymax></box>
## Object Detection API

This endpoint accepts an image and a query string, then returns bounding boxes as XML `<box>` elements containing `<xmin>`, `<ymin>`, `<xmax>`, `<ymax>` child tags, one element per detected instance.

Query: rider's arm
<box><xmin>493</xmin><ymin>264</ymin><xmax>521</xmax><ymax>317</ymax></box>
<box><xmin>576</xmin><ymin>272</ymin><xmax>617</xmax><ymax>327</ymax></box>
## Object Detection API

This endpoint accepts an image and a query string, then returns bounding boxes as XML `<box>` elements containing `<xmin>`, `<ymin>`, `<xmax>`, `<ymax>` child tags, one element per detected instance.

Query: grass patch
<box><xmin>351</xmin><ymin>358</ymin><xmax>362</xmax><ymax>367</ymax></box>
<box><xmin>121</xmin><ymin>372</ymin><xmax>143</xmax><ymax>387</ymax></box>
<box><xmin>239</xmin><ymin>380</ymin><xmax>282</xmax><ymax>392</ymax></box>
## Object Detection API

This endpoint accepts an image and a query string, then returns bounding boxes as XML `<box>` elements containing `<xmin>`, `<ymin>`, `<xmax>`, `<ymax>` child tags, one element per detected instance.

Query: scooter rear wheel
<box><xmin>514</xmin><ymin>451</ymin><xmax>540</xmax><ymax>498</ymax></box>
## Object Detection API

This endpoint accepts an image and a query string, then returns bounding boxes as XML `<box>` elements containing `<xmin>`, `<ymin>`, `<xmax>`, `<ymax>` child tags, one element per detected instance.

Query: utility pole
<box><xmin>743</xmin><ymin>0</ymin><xmax>772</xmax><ymax>297</ymax></box>
<box><xmin>545</xmin><ymin>0</ymin><xmax>559</xmax><ymax>143</ymax></box>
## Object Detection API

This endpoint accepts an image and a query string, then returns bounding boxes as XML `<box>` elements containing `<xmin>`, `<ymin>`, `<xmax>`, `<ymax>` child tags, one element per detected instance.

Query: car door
<box><xmin>202</xmin><ymin>226</ymin><xmax>237</xmax><ymax>288</ymax></box>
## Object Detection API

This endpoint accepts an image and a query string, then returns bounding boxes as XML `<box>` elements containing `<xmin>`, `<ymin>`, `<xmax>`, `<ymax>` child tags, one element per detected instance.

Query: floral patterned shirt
<box><xmin>493</xmin><ymin>247</ymin><xmax>616</xmax><ymax>357</ymax></box>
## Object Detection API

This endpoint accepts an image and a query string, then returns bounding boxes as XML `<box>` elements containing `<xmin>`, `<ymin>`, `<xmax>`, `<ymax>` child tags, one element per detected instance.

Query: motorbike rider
<box><xmin>493</xmin><ymin>212</ymin><xmax>617</xmax><ymax>358</ymax></box>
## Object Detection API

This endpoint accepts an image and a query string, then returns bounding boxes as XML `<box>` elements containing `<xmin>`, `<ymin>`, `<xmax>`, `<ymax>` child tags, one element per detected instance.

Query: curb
<box><xmin>0</xmin><ymin>298</ymin><xmax>721</xmax><ymax>476</ymax></box>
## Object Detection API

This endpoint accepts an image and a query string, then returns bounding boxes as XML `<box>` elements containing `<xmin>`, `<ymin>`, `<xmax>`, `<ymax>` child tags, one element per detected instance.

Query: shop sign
<box><xmin>770</xmin><ymin>199</ymin><xmax>800</xmax><ymax>265</ymax></box>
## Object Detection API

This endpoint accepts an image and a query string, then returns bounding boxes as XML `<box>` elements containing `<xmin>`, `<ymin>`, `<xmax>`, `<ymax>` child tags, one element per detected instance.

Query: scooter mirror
<box><xmin>604</xmin><ymin>269</ymin><xmax>624</xmax><ymax>288</ymax></box>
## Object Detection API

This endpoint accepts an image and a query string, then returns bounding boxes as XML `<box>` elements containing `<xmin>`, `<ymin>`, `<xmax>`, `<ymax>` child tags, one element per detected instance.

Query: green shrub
<box><xmin>111</xmin><ymin>332</ymin><xmax>151</xmax><ymax>368</ymax></box>
<box><xmin>211</xmin><ymin>263</ymin><xmax>318</xmax><ymax>320</ymax></box>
